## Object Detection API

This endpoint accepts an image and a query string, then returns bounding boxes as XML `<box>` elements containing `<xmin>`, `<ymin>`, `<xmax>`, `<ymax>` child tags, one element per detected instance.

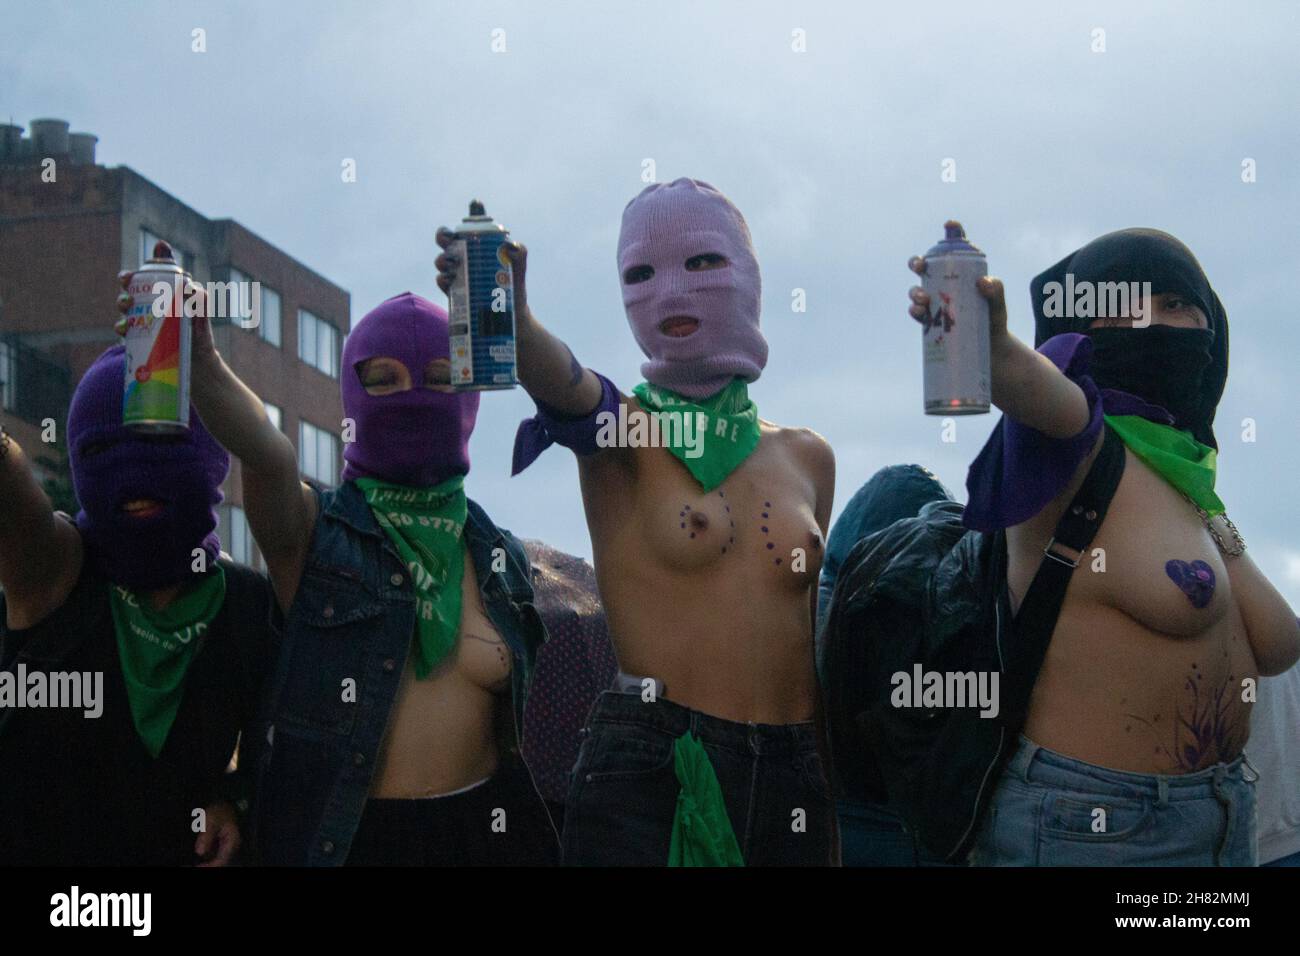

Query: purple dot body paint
<box><xmin>1166</xmin><ymin>559</ymin><xmax>1216</xmax><ymax>609</ymax></box>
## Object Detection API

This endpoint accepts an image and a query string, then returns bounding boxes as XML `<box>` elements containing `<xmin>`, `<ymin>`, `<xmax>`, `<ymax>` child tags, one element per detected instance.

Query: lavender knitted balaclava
<box><xmin>617</xmin><ymin>178</ymin><xmax>767</xmax><ymax>399</ymax></box>
<box><xmin>67</xmin><ymin>345</ymin><xmax>228</xmax><ymax>590</ymax></box>
<box><xmin>341</xmin><ymin>292</ymin><xmax>479</xmax><ymax>487</ymax></box>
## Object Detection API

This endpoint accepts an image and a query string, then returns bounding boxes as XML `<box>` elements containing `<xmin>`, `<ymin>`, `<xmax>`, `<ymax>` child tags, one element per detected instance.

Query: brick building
<box><xmin>0</xmin><ymin>117</ymin><xmax>349</xmax><ymax>568</ymax></box>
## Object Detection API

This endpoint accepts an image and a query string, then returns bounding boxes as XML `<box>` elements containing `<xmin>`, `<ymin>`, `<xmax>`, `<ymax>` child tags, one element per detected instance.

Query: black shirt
<box><xmin>0</xmin><ymin>556</ymin><xmax>275</xmax><ymax>866</ymax></box>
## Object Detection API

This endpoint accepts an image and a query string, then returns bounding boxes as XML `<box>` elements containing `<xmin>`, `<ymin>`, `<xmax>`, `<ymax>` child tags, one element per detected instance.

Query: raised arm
<box><xmin>0</xmin><ymin>426</ymin><xmax>82</xmax><ymax>627</ymax></box>
<box><xmin>117</xmin><ymin>271</ymin><xmax>315</xmax><ymax>612</ymax></box>
<box><xmin>434</xmin><ymin>228</ymin><xmax>605</xmax><ymax>416</ymax></box>
<box><xmin>907</xmin><ymin>256</ymin><xmax>1090</xmax><ymax>439</ymax></box>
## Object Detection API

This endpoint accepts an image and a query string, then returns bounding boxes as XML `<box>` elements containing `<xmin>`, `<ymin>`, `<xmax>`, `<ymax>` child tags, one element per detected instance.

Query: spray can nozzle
<box><xmin>149</xmin><ymin>240</ymin><xmax>176</xmax><ymax>263</ymax></box>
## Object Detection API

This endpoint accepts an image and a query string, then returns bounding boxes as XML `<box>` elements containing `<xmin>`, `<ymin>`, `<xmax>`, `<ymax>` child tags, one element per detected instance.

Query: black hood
<box><xmin>1030</xmin><ymin>228</ymin><xmax>1229</xmax><ymax>447</ymax></box>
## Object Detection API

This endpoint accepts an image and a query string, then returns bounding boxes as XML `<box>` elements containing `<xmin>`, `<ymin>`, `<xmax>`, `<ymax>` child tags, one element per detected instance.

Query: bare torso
<box><xmin>1011</xmin><ymin>445</ymin><xmax>1256</xmax><ymax>774</ymax></box>
<box><xmin>369</xmin><ymin>545</ymin><xmax>513</xmax><ymax>797</ymax></box>
<box><xmin>580</xmin><ymin>399</ymin><xmax>832</xmax><ymax>724</ymax></box>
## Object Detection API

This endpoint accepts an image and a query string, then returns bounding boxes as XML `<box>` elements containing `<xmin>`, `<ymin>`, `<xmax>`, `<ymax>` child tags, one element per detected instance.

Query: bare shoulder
<box><xmin>762</xmin><ymin>420</ymin><xmax>835</xmax><ymax>472</ymax></box>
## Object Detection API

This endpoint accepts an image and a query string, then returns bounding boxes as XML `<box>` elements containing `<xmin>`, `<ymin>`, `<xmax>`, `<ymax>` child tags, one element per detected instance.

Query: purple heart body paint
<box><xmin>1166</xmin><ymin>558</ymin><xmax>1216</xmax><ymax>609</ymax></box>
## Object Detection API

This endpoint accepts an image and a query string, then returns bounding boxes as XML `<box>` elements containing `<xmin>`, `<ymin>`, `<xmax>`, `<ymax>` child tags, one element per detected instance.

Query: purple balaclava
<box><xmin>617</xmin><ymin>178</ymin><xmax>767</xmax><ymax>399</ymax></box>
<box><xmin>341</xmin><ymin>292</ymin><xmax>479</xmax><ymax>487</ymax></box>
<box><xmin>67</xmin><ymin>345</ymin><xmax>229</xmax><ymax>590</ymax></box>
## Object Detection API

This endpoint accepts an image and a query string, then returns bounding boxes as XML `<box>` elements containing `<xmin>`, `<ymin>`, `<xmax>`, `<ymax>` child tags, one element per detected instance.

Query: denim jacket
<box><xmin>249</xmin><ymin>479</ymin><xmax>549</xmax><ymax>866</ymax></box>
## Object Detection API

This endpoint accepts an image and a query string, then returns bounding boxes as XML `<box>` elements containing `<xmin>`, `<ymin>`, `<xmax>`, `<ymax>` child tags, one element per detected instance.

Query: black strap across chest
<box><xmin>1000</xmin><ymin>423</ymin><xmax>1127</xmax><ymax>725</ymax></box>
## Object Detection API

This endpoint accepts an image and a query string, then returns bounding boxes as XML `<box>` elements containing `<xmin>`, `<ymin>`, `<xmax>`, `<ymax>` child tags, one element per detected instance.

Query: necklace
<box><xmin>1182</xmin><ymin>493</ymin><xmax>1246</xmax><ymax>557</ymax></box>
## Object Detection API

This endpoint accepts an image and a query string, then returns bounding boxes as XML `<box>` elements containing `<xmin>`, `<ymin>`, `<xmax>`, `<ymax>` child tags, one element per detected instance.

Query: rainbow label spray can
<box><xmin>921</xmin><ymin>220</ymin><xmax>990</xmax><ymax>415</ymax></box>
<box><xmin>448</xmin><ymin>199</ymin><xmax>518</xmax><ymax>390</ymax></box>
<box><xmin>123</xmin><ymin>241</ymin><xmax>192</xmax><ymax>432</ymax></box>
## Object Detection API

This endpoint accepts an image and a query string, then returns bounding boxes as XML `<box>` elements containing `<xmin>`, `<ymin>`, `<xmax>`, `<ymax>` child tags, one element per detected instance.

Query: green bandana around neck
<box><xmin>1103</xmin><ymin>414</ymin><xmax>1223</xmax><ymax>516</ymax></box>
<box><xmin>668</xmin><ymin>731</ymin><xmax>744</xmax><ymax>867</ymax></box>
<box><xmin>109</xmin><ymin>565</ymin><xmax>227</xmax><ymax>758</ymax></box>
<box><xmin>631</xmin><ymin>379</ymin><xmax>761</xmax><ymax>492</ymax></box>
<box><xmin>354</xmin><ymin>476</ymin><xmax>468</xmax><ymax>679</ymax></box>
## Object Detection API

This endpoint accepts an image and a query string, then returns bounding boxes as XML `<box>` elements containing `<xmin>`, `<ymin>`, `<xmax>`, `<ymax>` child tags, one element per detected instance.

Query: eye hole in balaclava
<box><xmin>355</xmin><ymin>357</ymin><xmax>455</xmax><ymax>395</ymax></box>
<box><xmin>684</xmin><ymin>252</ymin><xmax>729</xmax><ymax>272</ymax></box>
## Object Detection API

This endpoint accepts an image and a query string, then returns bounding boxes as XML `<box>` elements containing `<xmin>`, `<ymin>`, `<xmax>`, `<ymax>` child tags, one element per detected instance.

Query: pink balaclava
<box><xmin>616</xmin><ymin>178</ymin><xmax>767</xmax><ymax>399</ymax></box>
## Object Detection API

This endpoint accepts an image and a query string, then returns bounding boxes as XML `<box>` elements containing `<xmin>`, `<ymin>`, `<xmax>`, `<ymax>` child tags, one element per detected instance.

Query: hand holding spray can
<box><xmin>448</xmin><ymin>200</ymin><xmax>518</xmax><ymax>390</ymax></box>
<box><xmin>921</xmin><ymin>220</ymin><xmax>990</xmax><ymax>415</ymax></box>
<box><xmin>122</xmin><ymin>241</ymin><xmax>192</xmax><ymax>432</ymax></box>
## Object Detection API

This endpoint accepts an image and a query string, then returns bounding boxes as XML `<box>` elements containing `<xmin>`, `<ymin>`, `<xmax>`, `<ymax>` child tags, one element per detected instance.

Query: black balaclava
<box><xmin>1030</xmin><ymin>228</ymin><xmax>1229</xmax><ymax>448</ymax></box>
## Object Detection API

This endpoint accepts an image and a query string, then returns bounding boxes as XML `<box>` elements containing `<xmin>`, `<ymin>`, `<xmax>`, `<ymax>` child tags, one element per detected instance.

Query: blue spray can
<box><xmin>449</xmin><ymin>200</ymin><xmax>518</xmax><ymax>390</ymax></box>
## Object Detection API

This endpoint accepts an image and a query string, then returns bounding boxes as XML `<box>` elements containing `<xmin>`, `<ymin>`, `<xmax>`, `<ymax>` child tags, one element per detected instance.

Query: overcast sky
<box><xmin>4</xmin><ymin>0</ymin><xmax>1298</xmax><ymax>609</ymax></box>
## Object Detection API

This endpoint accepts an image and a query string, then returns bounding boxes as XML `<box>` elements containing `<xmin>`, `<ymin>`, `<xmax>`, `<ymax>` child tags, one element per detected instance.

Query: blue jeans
<box><xmin>561</xmin><ymin>691</ymin><xmax>836</xmax><ymax>866</ymax></box>
<box><xmin>971</xmin><ymin>736</ymin><xmax>1257</xmax><ymax>866</ymax></box>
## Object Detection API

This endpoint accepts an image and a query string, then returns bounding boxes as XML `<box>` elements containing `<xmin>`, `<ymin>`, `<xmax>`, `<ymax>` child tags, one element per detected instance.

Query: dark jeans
<box><xmin>345</xmin><ymin>757</ymin><xmax>559</xmax><ymax>866</ymax></box>
<box><xmin>561</xmin><ymin>690</ymin><xmax>835</xmax><ymax>866</ymax></box>
<box><xmin>839</xmin><ymin>797</ymin><xmax>967</xmax><ymax>867</ymax></box>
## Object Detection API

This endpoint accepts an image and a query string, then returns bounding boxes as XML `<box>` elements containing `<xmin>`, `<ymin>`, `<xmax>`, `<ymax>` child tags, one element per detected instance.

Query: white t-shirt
<box><xmin>1246</xmin><ymin>665</ymin><xmax>1300</xmax><ymax>864</ymax></box>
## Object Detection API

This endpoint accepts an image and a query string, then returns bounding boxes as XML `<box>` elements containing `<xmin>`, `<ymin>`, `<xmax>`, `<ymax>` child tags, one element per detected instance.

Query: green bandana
<box><xmin>109</xmin><ymin>566</ymin><xmax>227</xmax><ymax>758</ymax></box>
<box><xmin>354</xmin><ymin>476</ymin><xmax>468</xmax><ymax>679</ymax></box>
<box><xmin>1104</xmin><ymin>414</ymin><xmax>1223</xmax><ymax>516</ymax></box>
<box><xmin>668</xmin><ymin>731</ymin><xmax>745</xmax><ymax>867</ymax></box>
<box><xmin>631</xmin><ymin>379</ymin><xmax>761</xmax><ymax>492</ymax></box>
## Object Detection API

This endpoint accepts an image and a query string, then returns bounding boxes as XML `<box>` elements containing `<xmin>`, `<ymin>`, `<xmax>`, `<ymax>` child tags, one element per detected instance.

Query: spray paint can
<box><xmin>921</xmin><ymin>220</ymin><xmax>990</xmax><ymax>415</ymax></box>
<box><xmin>448</xmin><ymin>200</ymin><xmax>518</xmax><ymax>390</ymax></box>
<box><xmin>123</xmin><ymin>241</ymin><xmax>192</xmax><ymax>432</ymax></box>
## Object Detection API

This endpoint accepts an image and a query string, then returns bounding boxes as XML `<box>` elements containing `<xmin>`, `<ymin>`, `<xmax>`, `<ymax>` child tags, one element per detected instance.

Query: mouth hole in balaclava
<box><xmin>355</xmin><ymin>356</ymin><xmax>455</xmax><ymax>395</ymax></box>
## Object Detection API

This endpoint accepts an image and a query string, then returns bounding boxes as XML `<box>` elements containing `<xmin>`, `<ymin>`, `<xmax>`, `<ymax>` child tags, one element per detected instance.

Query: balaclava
<box><xmin>617</xmin><ymin>178</ymin><xmax>767</xmax><ymax>399</ymax></box>
<box><xmin>67</xmin><ymin>345</ymin><xmax>228</xmax><ymax>590</ymax></box>
<box><xmin>341</xmin><ymin>292</ymin><xmax>479</xmax><ymax>486</ymax></box>
<box><xmin>1031</xmin><ymin>228</ymin><xmax>1229</xmax><ymax>448</ymax></box>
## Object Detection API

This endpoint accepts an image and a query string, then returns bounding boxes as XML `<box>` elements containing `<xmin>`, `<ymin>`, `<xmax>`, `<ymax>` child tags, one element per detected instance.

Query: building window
<box><xmin>259</xmin><ymin>286</ymin><xmax>282</xmax><ymax>347</ymax></box>
<box><xmin>299</xmin><ymin>421</ymin><xmax>339</xmax><ymax>486</ymax></box>
<box><xmin>226</xmin><ymin>267</ymin><xmax>256</xmax><ymax>328</ymax></box>
<box><xmin>225</xmin><ymin>505</ymin><xmax>254</xmax><ymax>565</ymax></box>
<box><xmin>0</xmin><ymin>341</ymin><xmax>14</xmax><ymax>411</ymax></box>
<box><xmin>298</xmin><ymin>310</ymin><xmax>338</xmax><ymax>379</ymax></box>
<box><xmin>264</xmin><ymin>401</ymin><xmax>282</xmax><ymax>432</ymax></box>
<box><xmin>140</xmin><ymin>227</ymin><xmax>189</xmax><ymax>270</ymax></box>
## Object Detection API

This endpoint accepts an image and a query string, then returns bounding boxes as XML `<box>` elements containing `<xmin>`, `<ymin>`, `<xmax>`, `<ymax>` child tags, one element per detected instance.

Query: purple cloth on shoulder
<box><xmin>963</xmin><ymin>333</ymin><xmax>1173</xmax><ymax>532</ymax></box>
<box><xmin>512</xmin><ymin>371</ymin><xmax>621</xmax><ymax>475</ymax></box>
